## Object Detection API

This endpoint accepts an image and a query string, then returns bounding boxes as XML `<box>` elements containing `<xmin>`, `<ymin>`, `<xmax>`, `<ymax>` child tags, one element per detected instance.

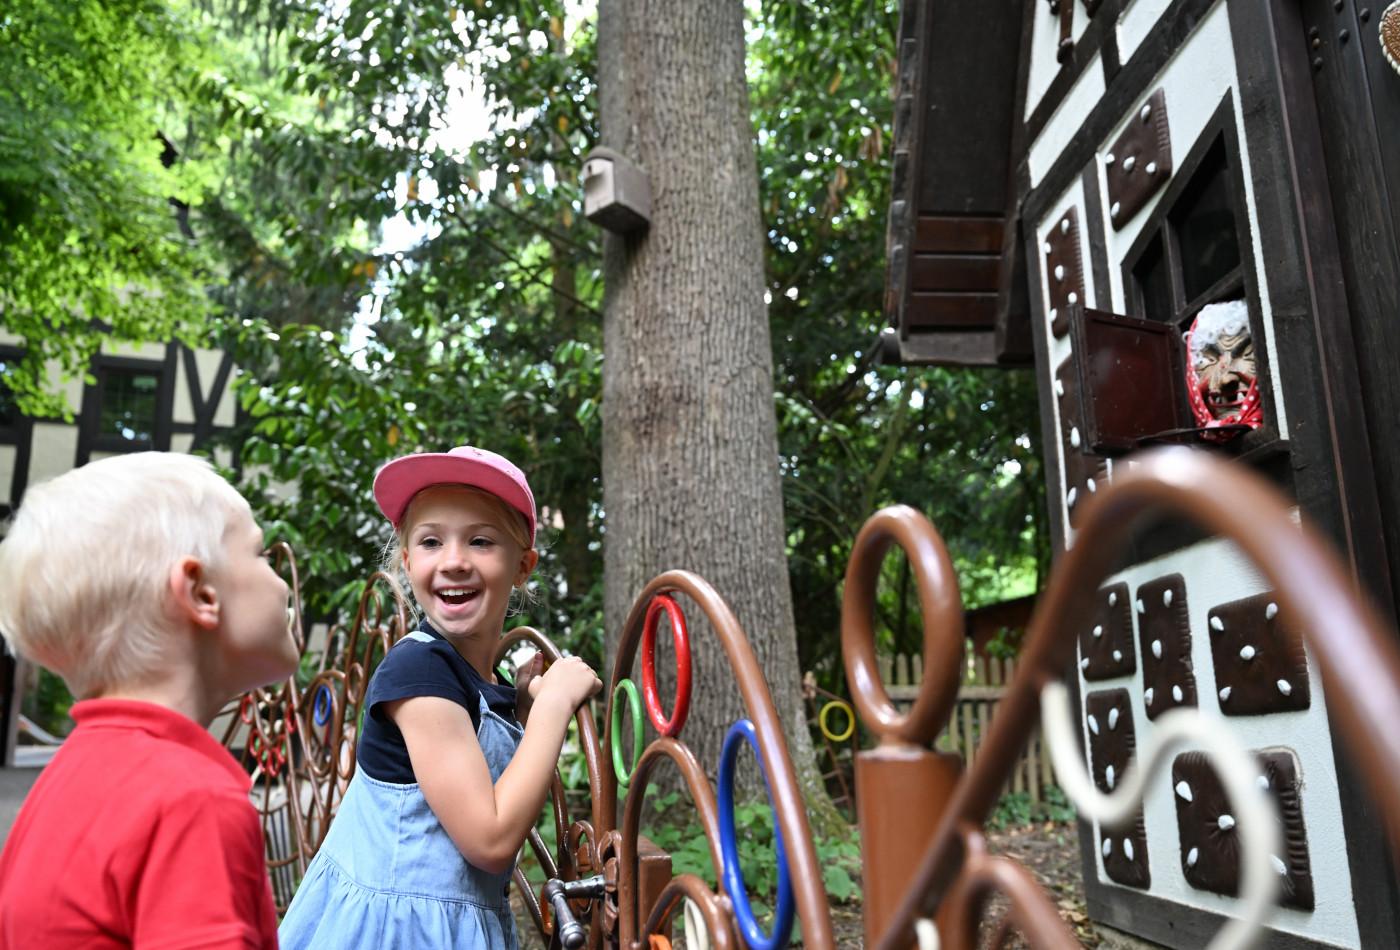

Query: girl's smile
<box><xmin>400</xmin><ymin>486</ymin><xmax>537</xmax><ymax>650</ymax></box>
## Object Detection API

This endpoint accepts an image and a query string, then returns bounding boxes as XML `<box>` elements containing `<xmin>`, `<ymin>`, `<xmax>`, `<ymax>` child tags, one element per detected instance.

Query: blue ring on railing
<box><xmin>717</xmin><ymin>718</ymin><xmax>796</xmax><ymax>950</ymax></box>
<box><xmin>313</xmin><ymin>684</ymin><xmax>332</xmax><ymax>727</ymax></box>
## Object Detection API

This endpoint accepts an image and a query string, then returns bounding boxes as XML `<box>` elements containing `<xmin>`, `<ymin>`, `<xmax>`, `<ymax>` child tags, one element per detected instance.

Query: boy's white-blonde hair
<box><xmin>0</xmin><ymin>452</ymin><xmax>252</xmax><ymax>699</ymax></box>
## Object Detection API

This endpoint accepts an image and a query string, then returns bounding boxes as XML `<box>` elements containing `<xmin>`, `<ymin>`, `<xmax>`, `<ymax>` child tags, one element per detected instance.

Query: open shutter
<box><xmin>881</xmin><ymin>0</ymin><xmax>1031</xmax><ymax>367</ymax></box>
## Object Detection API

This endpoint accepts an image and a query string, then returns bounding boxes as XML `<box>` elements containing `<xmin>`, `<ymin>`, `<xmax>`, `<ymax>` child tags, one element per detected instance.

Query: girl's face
<box><xmin>400</xmin><ymin>487</ymin><xmax>538</xmax><ymax>643</ymax></box>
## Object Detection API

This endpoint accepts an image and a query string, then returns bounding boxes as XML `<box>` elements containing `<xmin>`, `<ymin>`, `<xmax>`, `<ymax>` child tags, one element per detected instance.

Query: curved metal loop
<box><xmin>717</xmin><ymin>719</ymin><xmax>796</xmax><ymax>950</ymax></box>
<box><xmin>1041</xmin><ymin>682</ymin><xmax>1279</xmax><ymax>950</ymax></box>
<box><xmin>818</xmin><ymin>700</ymin><xmax>855</xmax><ymax>743</ymax></box>
<box><xmin>641</xmin><ymin>593</ymin><xmax>693</xmax><ymax>736</ymax></box>
<box><xmin>841</xmin><ymin>505</ymin><xmax>966</xmax><ymax>747</ymax></box>
<box><xmin>606</xmin><ymin>572</ymin><xmax>834</xmax><ymax>949</ymax></box>
<box><xmin>640</xmin><ymin>874</ymin><xmax>737</xmax><ymax>950</ymax></box>
<box><xmin>875</xmin><ymin>446</ymin><xmax>1400</xmax><ymax>950</ymax></box>
<box><xmin>611</xmin><ymin>678</ymin><xmax>644</xmax><ymax>787</ymax></box>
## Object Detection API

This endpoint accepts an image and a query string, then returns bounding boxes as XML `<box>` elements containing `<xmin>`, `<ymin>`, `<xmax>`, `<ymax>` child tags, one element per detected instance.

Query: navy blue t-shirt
<box><xmin>357</xmin><ymin>620</ymin><xmax>518</xmax><ymax>784</ymax></box>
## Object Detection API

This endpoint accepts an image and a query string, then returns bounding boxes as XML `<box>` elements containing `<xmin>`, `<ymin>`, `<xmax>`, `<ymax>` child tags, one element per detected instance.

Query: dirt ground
<box><xmin>513</xmin><ymin>818</ymin><xmax>1127</xmax><ymax>948</ymax></box>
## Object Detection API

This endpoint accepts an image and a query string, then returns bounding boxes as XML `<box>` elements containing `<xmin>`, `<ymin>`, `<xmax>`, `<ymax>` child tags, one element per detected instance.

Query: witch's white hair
<box><xmin>1187</xmin><ymin>300</ymin><xmax>1250</xmax><ymax>358</ymax></box>
<box><xmin>0</xmin><ymin>452</ymin><xmax>250</xmax><ymax>698</ymax></box>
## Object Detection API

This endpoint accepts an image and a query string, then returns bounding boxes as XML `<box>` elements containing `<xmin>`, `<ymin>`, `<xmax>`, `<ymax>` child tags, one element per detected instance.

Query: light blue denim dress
<box><xmin>279</xmin><ymin>632</ymin><xmax>525</xmax><ymax>949</ymax></box>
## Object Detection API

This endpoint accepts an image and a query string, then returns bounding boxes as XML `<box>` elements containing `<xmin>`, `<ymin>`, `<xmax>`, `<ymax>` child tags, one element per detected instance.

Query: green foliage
<box><xmin>988</xmin><ymin>785</ymin><xmax>1078</xmax><ymax>831</ymax></box>
<box><xmin>21</xmin><ymin>669</ymin><xmax>75</xmax><ymax>740</ymax></box>
<box><xmin>0</xmin><ymin>1</ymin><xmax>216</xmax><ymax>417</ymax></box>
<box><xmin>643</xmin><ymin>790</ymin><xmax>862</xmax><ymax>908</ymax></box>
<box><xmin>4</xmin><ymin>0</ymin><xmax>1046</xmax><ymax>692</ymax></box>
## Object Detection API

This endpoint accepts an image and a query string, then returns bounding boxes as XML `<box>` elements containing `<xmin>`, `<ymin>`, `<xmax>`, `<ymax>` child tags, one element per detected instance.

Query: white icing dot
<box><xmin>1277</xmin><ymin>679</ymin><xmax>1293</xmax><ymax>696</ymax></box>
<box><xmin>1055</xmin><ymin>378</ymin><xmax>1065</xmax><ymax>397</ymax></box>
<box><xmin>1172</xmin><ymin>684</ymin><xmax>1184</xmax><ymax>702</ymax></box>
<box><xmin>1257</xmin><ymin>774</ymin><xmax>1271</xmax><ymax>791</ymax></box>
<box><xmin>1049</xmin><ymin>307</ymin><xmax>1059</xmax><ymax>323</ymax></box>
<box><xmin>1123</xmin><ymin>155</ymin><xmax>1137</xmax><ymax>172</ymax></box>
<box><xmin>1144</xmin><ymin>687</ymin><xmax>1155</xmax><ymax>706</ymax></box>
<box><xmin>1152</xmin><ymin>639</ymin><xmax>1163</xmax><ymax>659</ymax></box>
<box><xmin>1103</xmin><ymin>837</ymin><xmax>1113</xmax><ymax>857</ymax></box>
<box><xmin>1175</xmin><ymin>780</ymin><xmax>1193</xmax><ymax>802</ymax></box>
<box><xmin>1111</xmin><ymin>201</ymin><xmax>1122</xmax><ymax>218</ymax></box>
<box><xmin>1140</xmin><ymin>103</ymin><xmax>1152</xmax><ymax>121</ymax></box>
<box><xmin>1210</xmin><ymin>616</ymin><xmax>1224</xmax><ymax>633</ymax></box>
<box><xmin>1124</xmin><ymin>838</ymin><xmax>1135</xmax><ymax>861</ymax></box>
<box><xmin>1105</xmin><ymin>152</ymin><xmax>1116</xmax><ymax>165</ymax></box>
<box><xmin>1087</xmin><ymin>478</ymin><xmax>1097</xmax><ymax>493</ymax></box>
<box><xmin>1068</xmin><ymin>487</ymin><xmax>1079</xmax><ymax>507</ymax></box>
<box><xmin>1088</xmin><ymin>714</ymin><xmax>1100</xmax><ymax>735</ymax></box>
<box><xmin>1067</xmin><ymin>291</ymin><xmax>1079</xmax><ymax>304</ymax></box>
<box><xmin>1108</xmin><ymin>591</ymin><xmax>1118</xmax><ymax>606</ymax></box>
<box><xmin>1187</xmin><ymin>847</ymin><xmax>1199</xmax><ymax>868</ymax></box>
<box><xmin>1061</xmin><ymin>217</ymin><xmax>1071</xmax><ymax>234</ymax></box>
<box><xmin>1081</xmin><ymin>657</ymin><xmax>1090</xmax><ymax>670</ymax></box>
<box><xmin>1108</xmin><ymin>708</ymin><xmax>1120</xmax><ymax>730</ymax></box>
<box><xmin>1043</xmin><ymin>241</ymin><xmax>1053</xmax><ymax>255</ymax></box>
<box><xmin>1054</xmin><ymin>264</ymin><xmax>1066</xmax><ymax>281</ymax></box>
<box><xmin>1218</xmin><ymin>814</ymin><xmax>1236</xmax><ymax>831</ymax></box>
<box><xmin>1105</xmin><ymin>764</ymin><xmax>1116</xmax><ymax>790</ymax></box>
<box><xmin>1163</xmin><ymin>589</ymin><xmax>1174</xmax><ymax>607</ymax></box>
<box><xmin>1219</xmin><ymin>686</ymin><xmax>1232</xmax><ymax>702</ymax></box>
<box><xmin>1271</xmin><ymin>854</ymin><xmax>1288</xmax><ymax>876</ymax></box>
<box><xmin>1136</xmin><ymin>598</ymin><xmax>1145</xmax><ymax>614</ymax></box>
<box><xmin>1240</xmin><ymin>645</ymin><xmax>1257</xmax><ymax>661</ymax></box>
<box><xmin>1112</xmin><ymin>649</ymin><xmax>1123</xmax><ymax>663</ymax></box>
<box><xmin>1266</xmin><ymin>602</ymin><xmax>1278</xmax><ymax>620</ymax></box>
<box><xmin>1146</xmin><ymin>161</ymin><xmax>1158</xmax><ymax>175</ymax></box>
<box><xmin>1070</xmin><ymin>426</ymin><xmax>1081</xmax><ymax>448</ymax></box>
<box><xmin>1093</xmin><ymin>624</ymin><xmax>1104</xmax><ymax>638</ymax></box>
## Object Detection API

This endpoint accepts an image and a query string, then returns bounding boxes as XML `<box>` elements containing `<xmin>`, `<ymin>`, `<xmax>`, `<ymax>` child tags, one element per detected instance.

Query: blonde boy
<box><xmin>0</xmin><ymin>452</ymin><xmax>298</xmax><ymax>949</ymax></box>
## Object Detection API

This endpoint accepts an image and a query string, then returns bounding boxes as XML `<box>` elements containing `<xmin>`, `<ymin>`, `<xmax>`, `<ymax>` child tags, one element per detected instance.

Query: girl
<box><xmin>280</xmin><ymin>445</ymin><xmax>601</xmax><ymax>949</ymax></box>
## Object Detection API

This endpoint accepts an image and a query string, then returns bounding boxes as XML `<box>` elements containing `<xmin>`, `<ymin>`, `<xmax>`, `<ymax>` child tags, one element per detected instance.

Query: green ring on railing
<box><xmin>611</xmin><ymin>678</ymin><xmax>644</xmax><ymax>787</ymax></box>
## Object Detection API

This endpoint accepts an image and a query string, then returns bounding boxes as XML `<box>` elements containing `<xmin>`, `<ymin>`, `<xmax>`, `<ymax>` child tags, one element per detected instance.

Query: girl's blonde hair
<box><xmin>379</xmin><ymin>485</ymin><xmax>537</xmax><ymax>615</ymax></box>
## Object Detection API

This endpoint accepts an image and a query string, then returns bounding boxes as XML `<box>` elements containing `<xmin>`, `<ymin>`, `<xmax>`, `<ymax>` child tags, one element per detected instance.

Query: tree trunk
<box><xmin>597</xmin><ymin>0</ymin><xmax>842</xmax><ymax>835</ymax></box>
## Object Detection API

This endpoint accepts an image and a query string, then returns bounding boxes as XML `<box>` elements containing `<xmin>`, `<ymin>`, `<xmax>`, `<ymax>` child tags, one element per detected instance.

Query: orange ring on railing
<box><xmin>641</xmin><ymin>594</ymin><xmax>692</xmax><ymax>737</ymax></box>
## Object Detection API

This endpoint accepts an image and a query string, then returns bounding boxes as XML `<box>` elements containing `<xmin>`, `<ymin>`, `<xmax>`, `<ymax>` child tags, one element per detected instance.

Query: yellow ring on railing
<box><xmin>818</xmin><ymin>699</ymin><xmax>856</xmax><ymax>743</ymax></box>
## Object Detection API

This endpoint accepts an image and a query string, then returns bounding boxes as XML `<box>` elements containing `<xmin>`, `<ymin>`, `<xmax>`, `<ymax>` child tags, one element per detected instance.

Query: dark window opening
<box><xmin>98</xmin><ymin>369</ymin><xmax>160</xmax><ymax>446</ymax></box>
<box><xmin>1172</xmin><ymin>142</ymin><xmax>1241</xmax><ymax>308</ymax></box>
<box><xmin>1133</xmin><ymin>235</ymin><xmax>1174</xmax><ymax>324</ymax></box>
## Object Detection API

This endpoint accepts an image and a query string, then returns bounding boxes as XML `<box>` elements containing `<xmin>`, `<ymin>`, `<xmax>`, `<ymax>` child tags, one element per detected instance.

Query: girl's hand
<box><xmin>535</xmin><ymin>655</ymin><xmax>602</xmax><ymax>717</ymax></box>
<box><xmin>514</xmin><ymin>652</ymin><xmax>544</xmax><ymax>725</ymax></box>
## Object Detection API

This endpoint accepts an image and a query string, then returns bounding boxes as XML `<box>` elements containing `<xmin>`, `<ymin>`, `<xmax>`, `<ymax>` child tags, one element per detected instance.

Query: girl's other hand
<box><xmin>536</xmin><ymin>655</ymin><xmax>602</xmax><ymax>716</ymax></box>
<box><xmin>514</xmin><ymin>652</ymin><xmax>544</xmax><ymax>724</ymax></box>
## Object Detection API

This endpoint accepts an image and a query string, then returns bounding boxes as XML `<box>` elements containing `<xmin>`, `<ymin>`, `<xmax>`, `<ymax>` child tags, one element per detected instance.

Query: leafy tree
<box><xmin>0</xmin><ymin>0</ymin><xmax>215</xmax><ymax>418</ymax></box>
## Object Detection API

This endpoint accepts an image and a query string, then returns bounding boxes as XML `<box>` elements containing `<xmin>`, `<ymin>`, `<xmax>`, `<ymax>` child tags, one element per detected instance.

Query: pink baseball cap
<box><xmin>373</xmin><ymin>445</ymin><xmax>536</xmax><ymax>543</ymax></box>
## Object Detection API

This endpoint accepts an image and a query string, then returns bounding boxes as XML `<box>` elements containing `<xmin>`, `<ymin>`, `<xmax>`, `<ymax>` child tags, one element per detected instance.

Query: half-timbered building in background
<box><xmin>882</xmin><ymin>0</ymin><xmax>1400</xmax><ymax>946</ymax></box>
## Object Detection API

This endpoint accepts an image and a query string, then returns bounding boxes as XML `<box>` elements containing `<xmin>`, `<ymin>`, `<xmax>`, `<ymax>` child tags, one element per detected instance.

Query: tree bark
<box><xmin>597</xmin><ymin>0</ymin><xmax>842</xmax><ymax>835</ymax></box>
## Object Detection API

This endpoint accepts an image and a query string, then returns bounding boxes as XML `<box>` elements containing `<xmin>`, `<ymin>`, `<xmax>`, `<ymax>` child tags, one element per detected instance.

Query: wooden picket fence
<box><xmin>879</xmin><ymin>651</ymin><xmax>1057</xmax><ymax>803</ymax></box>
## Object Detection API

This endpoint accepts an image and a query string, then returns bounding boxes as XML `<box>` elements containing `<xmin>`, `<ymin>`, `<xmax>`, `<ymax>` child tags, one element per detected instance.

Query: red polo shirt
<box><xmin>0</xmin><ymin>699</ymin><xmax>278</xmax><ymax>949</ymax></box>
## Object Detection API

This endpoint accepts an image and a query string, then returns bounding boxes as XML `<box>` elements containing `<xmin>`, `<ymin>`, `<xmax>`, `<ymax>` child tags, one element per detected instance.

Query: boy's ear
<box><xmin>168</xmin><ymin>557</ymin><xmax>220</xmax><ymax>630</ymax></box>
<box><xmin>514</xmin><ymin>549</ymin><xmax>540</xmax><ymax>587</ymax></box>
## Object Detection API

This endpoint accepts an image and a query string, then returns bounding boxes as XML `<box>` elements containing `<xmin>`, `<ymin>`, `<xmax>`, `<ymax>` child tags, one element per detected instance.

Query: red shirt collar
<box><xmin>69</xmin><ymin>698</ymin><xmax>251</xmax><ymax>788</ymax></box>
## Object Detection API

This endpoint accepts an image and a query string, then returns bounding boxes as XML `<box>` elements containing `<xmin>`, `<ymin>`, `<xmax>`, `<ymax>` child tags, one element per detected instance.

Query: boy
<box><xmin>0</xmin><ymin>452</ymin><xmax>298</xmax><ymax>948</ymax></box>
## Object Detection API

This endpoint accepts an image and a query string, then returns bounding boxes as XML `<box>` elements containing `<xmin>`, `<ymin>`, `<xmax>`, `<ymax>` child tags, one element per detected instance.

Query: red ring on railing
<box><xmin>641</xmin><ymin>594</ymin><xmax>692</xmax><ymax>737</ymax></box>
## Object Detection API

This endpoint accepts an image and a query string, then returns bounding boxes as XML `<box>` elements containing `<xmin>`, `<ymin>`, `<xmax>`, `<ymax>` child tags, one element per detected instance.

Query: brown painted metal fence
<box><xmin>224</xmin><ymin>447</ymin><xmax>1400</xmax><ymax>948</ymax></box>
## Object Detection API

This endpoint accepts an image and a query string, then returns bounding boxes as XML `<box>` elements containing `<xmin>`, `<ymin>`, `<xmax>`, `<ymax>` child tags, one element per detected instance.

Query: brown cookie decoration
<box><xmin>1086</xmin><ymin>689</ymin><xmax>1149</xmax><ymax>888</ymax></box>
<box><xmin>1382</xmin><ymin>2</ymin><xmax>1400</xmax><ymax>76</ymax></box>
<box><xmin>1171</xmin><ymin>750</ymin><xmax>1313</xmax><ymax>910</ymax></box>
<box><xmin>1136</xmin><ymin>574</ymin><xmax>1197</xmax><ymax>719</ymax></box>
<box><xmin>1078</xmin><ymin>583</ymin><xmax>1136</xmax><ymax>680</ymax></box>
<box><xmin>1208</xmin><ymin>592</ymin><xmax>1310</xmax><ymax>716</ymax></box>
